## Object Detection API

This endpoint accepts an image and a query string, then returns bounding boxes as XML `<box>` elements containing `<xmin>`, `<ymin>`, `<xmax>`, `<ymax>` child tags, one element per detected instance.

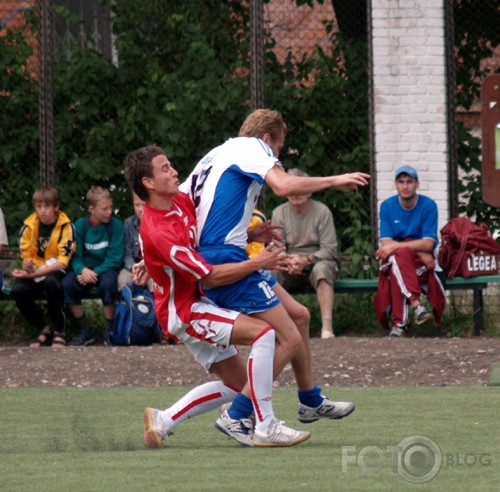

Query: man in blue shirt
<box><xmin>375</xmin><ymin>165</ymin><xmax>445</xmax><ymax>337</ymax></box>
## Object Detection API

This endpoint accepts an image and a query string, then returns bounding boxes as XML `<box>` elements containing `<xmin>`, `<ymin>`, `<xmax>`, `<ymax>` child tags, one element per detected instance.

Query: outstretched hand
<box><xmin>249</xmin><ymin>220</ymin><xmax>284</xmax><ymax>244</ymax></box>
<box><xmin>333</xmin><ymin>172</ymin><xmax>371</xmax><ymax>190</ymax></box>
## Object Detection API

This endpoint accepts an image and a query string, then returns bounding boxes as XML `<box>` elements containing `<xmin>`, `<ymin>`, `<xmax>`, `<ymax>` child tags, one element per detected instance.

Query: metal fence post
<box><xmin>250</xmin><ymin>0</ymin><xmax>264</xmax><ymax>110</ymax></box>
<box><xmin>445</xmin><ymin>0</ymin><xmax>458</xmax><ymax>219</ymax></box>
<box><xmin>38</xmin><ymin>0</ymin><xmax>55</xmax><ymax>187</ymax></box>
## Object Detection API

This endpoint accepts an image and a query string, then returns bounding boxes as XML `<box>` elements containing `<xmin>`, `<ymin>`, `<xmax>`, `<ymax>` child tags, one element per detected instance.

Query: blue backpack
<box><xmin>110</xmin><ymin>282</ymin><xmax>161</xmax><ymax>346</ymax></box>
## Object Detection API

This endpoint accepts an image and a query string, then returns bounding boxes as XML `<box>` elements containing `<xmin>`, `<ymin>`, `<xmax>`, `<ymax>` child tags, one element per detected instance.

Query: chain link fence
<box><xmin>1</xmin><ymin>0</ymin><xmax>499</xmax><ymax>270</ymax></box>
<box><xmin>0</xmin><ymin>0</ymin><xmax>369</xmax><ymax>265</ymax></box>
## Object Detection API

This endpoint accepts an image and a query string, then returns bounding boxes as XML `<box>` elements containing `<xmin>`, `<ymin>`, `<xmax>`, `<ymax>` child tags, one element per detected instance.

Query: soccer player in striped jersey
<box><xmin>180</xmin><ymin>109</ymin><xmax>370</xmax><ymax>426</ymax></box>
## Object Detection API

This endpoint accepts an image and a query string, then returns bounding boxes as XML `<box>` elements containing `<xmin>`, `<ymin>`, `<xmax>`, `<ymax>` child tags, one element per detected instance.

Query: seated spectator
<box><xmin>9</xmin><ymin>187</ymin><xmax>76</xmax><ymax>347</ymax></box>
<box><xmin>118</xmin><ymin>192</ymin><xmax>151</xmax><ymax>290</ymax></box>
<box><xmin>374</xmin><ymin>165</ymin><xmax>446</xmax><ymax>337</ymax></box>
<box><xmin>271</xmin><ymin>168</ymin><xmax>340</xmax><ymax>339</ymax></box>
<box><xmin>246</xmin><ymin>208</ymin><xmax>267</xmax><ymax>258</ymax></box>
<box><xmin>63</xmin><ymin>186</ymin><xmax>124</xmax><ymax>346</ymax></box>
<box><xmin>0</xmin><ymin>206</ymin><xmax>8</xmax><ymax>291</ymax></box>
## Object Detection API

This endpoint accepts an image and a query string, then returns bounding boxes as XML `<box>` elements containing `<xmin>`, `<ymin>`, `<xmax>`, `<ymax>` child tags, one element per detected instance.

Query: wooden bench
<box><xmin>288</xmin><ymin>275</ymin><xmax>500</xmax><ymax>336</ymax></box>
<box><xmin>0</xmin><ymin>246</ymin><xmax>101</xmax><ymax>301</ymax></box>
<box><xmin>2</xmin><ymin>246</ymin><xmax>499</xmax><ymax>335</ymax></box>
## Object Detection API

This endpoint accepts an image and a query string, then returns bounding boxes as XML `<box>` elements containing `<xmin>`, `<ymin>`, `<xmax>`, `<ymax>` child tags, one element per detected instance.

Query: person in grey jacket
<box><xmin>118</xmin><ymin>192</ymin><xmax>146</xmax><ymax>290</ymax></box>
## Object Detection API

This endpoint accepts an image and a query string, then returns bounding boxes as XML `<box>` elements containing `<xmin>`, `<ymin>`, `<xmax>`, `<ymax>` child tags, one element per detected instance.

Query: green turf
<box><xmin>0</xmin><ymin>386</ymin><xmax>498</xmax><ymax>491</ymax></box>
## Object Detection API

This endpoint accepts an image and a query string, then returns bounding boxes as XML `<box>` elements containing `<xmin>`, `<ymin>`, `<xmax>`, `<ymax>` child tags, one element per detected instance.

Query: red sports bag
<box><xmin>438</xmin><ymin>217</ymin><xmax>500</xmax><ymax>279</ymax></box>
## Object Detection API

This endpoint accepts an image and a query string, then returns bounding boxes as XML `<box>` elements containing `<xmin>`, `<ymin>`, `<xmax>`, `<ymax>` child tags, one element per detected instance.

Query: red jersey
<box><xmin>140</xmin><ymin>193</ymin><xmax>213</xmax><ymax>336</ymax></box>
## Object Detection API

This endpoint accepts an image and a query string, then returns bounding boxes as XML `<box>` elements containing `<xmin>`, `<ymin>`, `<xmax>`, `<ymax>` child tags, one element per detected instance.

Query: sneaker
<box><xmin>253</xmin><ymin>418</ymin><xmax>311</xmax><ymax>447</ymax></box>
<box><xmin>297</xmin><ymin>397</ymin><xmax>355</xmax><ymax>423</ymax></box>
<box><xmin>414</xmin><ymin>305</ymin><xmax>432</xmax><ymax>325</ymax></box>
<box><xmin>321</xmin><ymin>329</ymin><xmax>335</xmax><ymax>339</ymax></box>
<box><xmin>389</xmin><ymin>326</ymin><xmax>405</xmax><ymax>337</ymax></box>
<box><xmin>68</xmin><ymin>329</ymin><xmax>96</xmax><ymax>346</ymax></box>
<box><xmin>215</xmin><ymin>410</ymin><xmax>254</xmax><ymax>447</ymax></box>
<box><xmin>144</xmin><ymin>407</ymin><xmax>172</xmax><ymax>448</ymax></box>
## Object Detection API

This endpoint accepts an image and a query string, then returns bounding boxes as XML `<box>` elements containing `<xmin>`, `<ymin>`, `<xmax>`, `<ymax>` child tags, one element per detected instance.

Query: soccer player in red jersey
<box><xmin>124</xmin><ymin>145</ymin><xmax>310</xmax><ymax>448</ymax></box>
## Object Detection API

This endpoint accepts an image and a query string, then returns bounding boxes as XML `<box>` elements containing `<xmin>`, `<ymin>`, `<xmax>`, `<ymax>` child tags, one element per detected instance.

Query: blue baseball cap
<box><xmin>395</xmin><ymin>165</ymin><xmax>419</xmax><ymax>180</ymax></box>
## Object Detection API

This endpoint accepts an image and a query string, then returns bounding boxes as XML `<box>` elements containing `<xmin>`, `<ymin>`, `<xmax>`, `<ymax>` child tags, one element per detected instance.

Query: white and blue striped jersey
<box><xmin>179</xmin><ymin>137</ymin><xmax>281</xmax><ymax>251</ymax></box>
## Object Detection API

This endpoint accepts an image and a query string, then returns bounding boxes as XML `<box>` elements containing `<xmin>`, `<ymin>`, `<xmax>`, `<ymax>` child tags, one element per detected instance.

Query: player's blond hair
<box><xmin>238</xmin><ymin>109</ymin><xmax>288</xmax><ymax>141</ymax></box>
<box><xmin>86</xmin><ymin>186</ymin><xmax>111</xmax><ymax>207</ymax></box>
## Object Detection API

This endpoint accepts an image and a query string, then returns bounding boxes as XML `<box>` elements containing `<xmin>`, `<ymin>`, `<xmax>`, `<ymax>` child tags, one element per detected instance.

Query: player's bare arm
<box><xmin>265</xmin><ymin>166</ymin><xmax>370</xmax><ymax>197</ymax></box>
<box><xmin>202</xmin><ymin>243</ymin><xmax>287</xmax><ymax>288</ymax></box>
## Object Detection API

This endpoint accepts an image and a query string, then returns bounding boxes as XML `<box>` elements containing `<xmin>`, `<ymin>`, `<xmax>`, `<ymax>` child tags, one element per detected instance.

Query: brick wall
<box><xmin>371</xmin><ymin>0</ymin><xmax>449</xmax><ymax>234</ymax></box>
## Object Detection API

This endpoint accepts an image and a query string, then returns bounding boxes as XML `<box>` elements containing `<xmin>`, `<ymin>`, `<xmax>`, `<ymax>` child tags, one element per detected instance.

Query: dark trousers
<box><xmin>62</xmin><ymin>270</ymin><xmax>118</xmax><ymax>305</ymax></box>
<box><xmin>10</xmin><ymin>271</ymin><xmax>67</xmax><ymax>332</ymax></box>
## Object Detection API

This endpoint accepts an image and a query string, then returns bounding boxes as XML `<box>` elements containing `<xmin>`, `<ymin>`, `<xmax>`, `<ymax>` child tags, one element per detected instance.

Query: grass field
<box><xmin>0</xmin><ymin>386</ymin><xmax>498</xmax><ymax>491</ymax></box>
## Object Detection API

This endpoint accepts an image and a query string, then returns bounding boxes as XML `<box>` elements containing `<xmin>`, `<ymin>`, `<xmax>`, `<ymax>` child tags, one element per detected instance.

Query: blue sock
<box><xmin>228</xmin><ymin>393</ymin><xmax>254</xmax><ymax>420</ymax></box>
<box><xmin>298</xmin><ymin>385</ymin><xmax>323</xmax><ymax>408</ymax></box>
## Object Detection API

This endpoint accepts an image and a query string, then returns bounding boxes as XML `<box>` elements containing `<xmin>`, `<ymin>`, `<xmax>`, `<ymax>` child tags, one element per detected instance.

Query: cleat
<box><xmin>414</xmin><ymin>305</ymin><xmax>432</xmax><ymax>325</ymax></box>
<box><xmin>253</xmin><ymin>418</ymin><xmax>310</xmax><ymax>447</ymax></box>
<box><xmin>215</xmin><ymin>410</ymin><xmax>254</xmax><ymax>447</ymax></box>
<box><xmin>219</xmin><ymin>402</ymin><xmax>256</xmax><ymax>429</ymax></box>
<box><xmin>144</xmin><ymin>407</ymin><xmax>171</xmax><ymax>448</ymax></box>
<box><xmin>298</xmin><ymin>397</ymin><xmax>355</xmax><ymax>423</ymax></box>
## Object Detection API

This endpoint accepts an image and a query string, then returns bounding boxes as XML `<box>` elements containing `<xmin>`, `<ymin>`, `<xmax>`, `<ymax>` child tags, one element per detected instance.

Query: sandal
<box><xmin>52</xmin><ymin>331</ymin><xmax>66</xmax><ymax>348</ymax></box>
<box><xmin>29</xmin><ymin>328</ymin><xmax>53</xmax><ymax>348</ymax></box>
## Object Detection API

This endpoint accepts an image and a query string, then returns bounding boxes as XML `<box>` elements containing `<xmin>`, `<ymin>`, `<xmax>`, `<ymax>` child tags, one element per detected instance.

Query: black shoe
<box><xmin>103</xmin><ymin>329</ymin><xmax>113</xmax><ymax>346</ymax></box>
<box><xmin>69</xmin><ymin>329</ymin><xmax>96</xmax><ymax>346</ymax></box>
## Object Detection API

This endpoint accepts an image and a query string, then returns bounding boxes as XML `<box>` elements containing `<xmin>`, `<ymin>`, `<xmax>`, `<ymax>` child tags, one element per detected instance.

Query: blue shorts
<box><xmin>199</xmin><ymin>245</ymin><xmax>280</xmax><ymax>314</ymax></box>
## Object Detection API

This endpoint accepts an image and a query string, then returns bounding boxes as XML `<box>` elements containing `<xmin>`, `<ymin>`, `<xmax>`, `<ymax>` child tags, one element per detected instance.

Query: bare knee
<box><xmin>290</xmin><ymin>304</ymin><xmax>310</xmax><ymax>337</ymax></box>
<box><xmin>211</xmin><ymin>356</ymin><xmax>247</xmax><ymax>392</ymax></box>
<box><xmin>276</xmin><ymin>323</ymin><xmax>302</xmax><ymax>357</ymax></box>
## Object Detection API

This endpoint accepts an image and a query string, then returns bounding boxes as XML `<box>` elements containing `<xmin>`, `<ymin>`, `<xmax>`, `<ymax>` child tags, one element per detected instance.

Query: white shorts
<box><xmin>172</xmin><ymin>297</ymin><xmax>239</xmax><ymax>372</ymax></box>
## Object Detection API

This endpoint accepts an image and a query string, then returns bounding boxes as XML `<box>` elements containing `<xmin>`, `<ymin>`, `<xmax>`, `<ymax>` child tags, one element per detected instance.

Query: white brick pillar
<box><xmin>371</xmin><ymin>0</ymin><xmax>450</xmax><ymax>235</ymax></box>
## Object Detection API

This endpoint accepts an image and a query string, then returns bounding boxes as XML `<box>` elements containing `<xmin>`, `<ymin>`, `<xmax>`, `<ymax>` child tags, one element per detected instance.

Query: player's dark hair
<box><xmin>124</xmin><ymin>145</ymin><xmax>165</xmax><ymax>201</ymax></box>
<box><xmin>238</xmin><ymin>109</ymin><xmax>288</xmax><ymax>141</ymax></box>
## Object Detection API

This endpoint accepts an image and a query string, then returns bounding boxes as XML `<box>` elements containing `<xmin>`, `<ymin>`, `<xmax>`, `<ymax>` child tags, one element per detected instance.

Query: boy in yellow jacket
<box><xmin>246</xmin><ymin>209</ymin><xmax>267</xmax><ymax>258</ymax></box>
<box><xmin>10</xmin><ymin>187</ymin><xmax>76</xmax><ymax>347</ymax></box>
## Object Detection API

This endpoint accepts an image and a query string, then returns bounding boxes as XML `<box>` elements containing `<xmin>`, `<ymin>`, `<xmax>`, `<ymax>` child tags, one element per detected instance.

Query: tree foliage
<box><xmin>1</xmin><ymin>0</ymin><xmax>371</xmax><ymax>277</ymax></box>
<box><xmin>1</xmin><ymin>0</ymin><xmax>496</xmax><ymax>273</ymax></box>
<box><xmin>454</xmin><ymin>0</ymin><xmax>500</xmax><ymax>231</ymax></box>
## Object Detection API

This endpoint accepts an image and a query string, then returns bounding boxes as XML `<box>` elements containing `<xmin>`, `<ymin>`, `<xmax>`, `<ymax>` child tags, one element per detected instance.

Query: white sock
<box><xmin>159</xmin><ymin>381</ymin><xmax>237</xmax><ymax>431</ymax></box>
<box><xmin>247</xmin><ymin>327</ymin><xmax>275</xmax><ymax>433</ymax></box>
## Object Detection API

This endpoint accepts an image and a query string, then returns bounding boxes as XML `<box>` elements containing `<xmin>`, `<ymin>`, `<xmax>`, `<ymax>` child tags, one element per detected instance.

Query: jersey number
<box><xmin>258</xmin><ymin>281</ymin><xmax>275</xmax><ymax>300</ymax></box>
<box><xmin>190</xmin><ymin>166</ymin><xmax>212</xmax><ymax>208</ymax></box>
